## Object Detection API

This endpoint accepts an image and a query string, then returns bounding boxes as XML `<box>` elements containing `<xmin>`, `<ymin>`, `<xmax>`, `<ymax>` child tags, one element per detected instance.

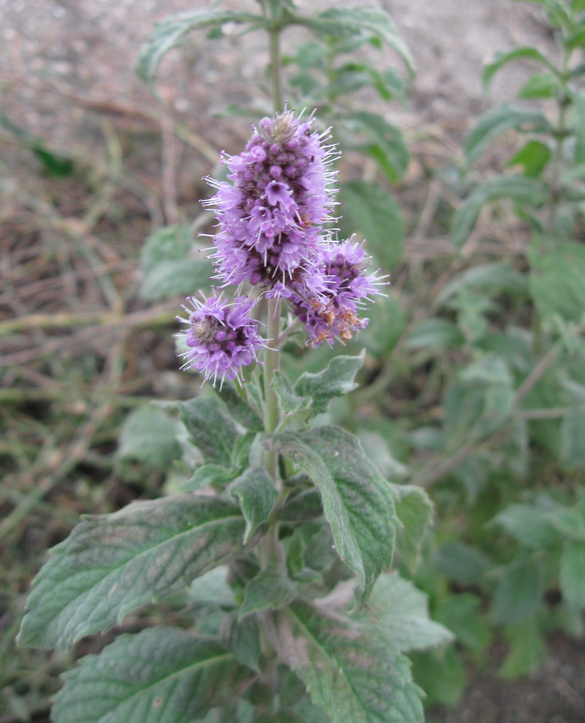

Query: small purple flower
<box><xmin>177</xmin><ymin>294</ymin><xmax>264</xmax><ymax>387</ymax></box>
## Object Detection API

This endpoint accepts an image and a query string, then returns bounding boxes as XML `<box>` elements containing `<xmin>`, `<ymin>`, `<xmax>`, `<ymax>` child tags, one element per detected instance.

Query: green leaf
<box><xmin>435</xmin><ymin>262</ymin><xmax>528</xmax><ymax>307</ymax></box>
<box><xmin>189</xmin><ymin>567</ymin><xmax>235</xmax><ymax>608</ymax></box>
<box><xmin>221</xmin><ymin>613</ymin><xmax>262</xmax><ymax>673</ymax></box>
<box><xmin>117</xmin><ymin>405</ymin><xmax>181</xmax><ymax>471</ymax></box>
<box><xmin>302</xmin><ymin>525</ymin><xmax>338</xmax><ymax>573</ymax></box>
<box><xmin>331</xmin><ymin>62</ymin><xmax>405</xmax><ymax>102</ymax></box>
<box><xmin>229</xmin><ymin>467</ymin><xmax>277</xmax><ymax>544</ymax></box>
<box><xmin>297</xmin><ymin>6</ymin><xmax>414</xmax><ymax>74</ymax></box>
<box><xmin>216</xmin><ymin>381</ymin><xmax>263</xmax><ymax>432</ymax></box>
<box><xmin>343</xmin><ymin>112</ymin><xmax>409</xmax><ymax>182</ymax></box>
<box><xmin>18</xmin><ymin>495</ymin><xmax>250</xmax><ymax>649</ymax></box>
<box><xmin>183</xmin><ymin>463</ymin><xmax>238</xmax><ymax>491</ymax></box>
<box><xmin>507</xmin><ymin>139</ymin><xmax>552</xmax><ymax>178</ymax></box>
<box><xmin>239</xmin><ymin>563</ymin><xmax>297</xmax><ymax>619</ymax></box>
<box><xmin>570</xmin><ymin>90</ymin><xmax>585</xmax><ymax>164</ymax></box>
<box><xmin>529</xmin><ymin>235</ymin><xmax>585</xmax><ymax>321</ymax></box>
<box><xmin>267</xmin><ymin>427</ymin><xmax>400</xmax><ymax>603</ymax></box>
<box><xmin>403</xmin><ymin>319</ymin><xmax>465</xmax><ymax>350</ymax></box>
<box><xmin>547</xmin><ymin>507</ymin><xmax>585</xmax><ymax>542</ymax></box>
<box><xmin>32</xmin><ymin>143</ymin><xmax>75</xmax><ymax>177</ymax></box>
<box><xmin>339</xmin><ymin>181</ymin><xmax>404</xmax><ymax>268</ymax></box>
<box><xmin>293</xmin><ymin>350</ymin><xmax>365</xmax><ymax>415</ymax></box>
<box><xmin>445</xmin><ymin>356</ymin><xmax>514</xmax><ymax>441</ymax></box>
<box><xmin>273</xmin><ymin>371</ymin><xmax>312</xmax><ymax>416</ymax></box>
<box><xmin>434</xmin><ymin>594</ymin><xmax>490</xmax><ymax>654</ymax></box>
<box><xmin>51</xmin><ymin>628</ymin><xmax>254</xmax><ymax>723</ymax></box>
<box><xmin>561</xmin><ymin>405</ymin><xmax>585</xmax><ymax>469</ymax></box>
<box><xmin>483</xmin><ymin>48</ymin><xmax>557</xmax><ymax>92</ymax></box>
<box><xmin>560</xmin><ymin>540</ymin><xmax>585</xmax><ymax>609</ymax></box>
<box><xmin>500</xmin><ymin>618</ymin><xmax>547</xmax><ymax>678</ymax></box>
<box><xmin>178</xmin><ymin>397</ymin><xmax>239</xmax><ymax>466</ymax></box>
<box><xmin>435</xmin><ymin>542</ymin><xmax>491</xmax><ymax>586</ymax></box>
<box><xmin>361</xmin><ymin>294</ymin><xmax>405</xmax><ymax>358</ymax></box>
<box><xmin>452</xmin><ymin>175</ymin><xmax>548</xmax><ymax>249</ymax></box>
<box><xmin>491</xmin><ymin>558</ymin><xmax>542</xmax><ymax>626</ymax></box>
<box><xmin>140</xmin><ymin>226</ymin><xmax>213</xmax><ymax>300</ymax></box>
<box><xmin>495</xmin><ymin>503</ymin><xmax>562</xmax><ymax>550</ymax></box>
<box><xmin>410</xmin><ymin>647</ymin><xmax>465</xmax><ymax>707</ymax></box>
<box><xmin>392</xmin><ymin>485</ymin><xmax>433</xmax><ymax>574</ymax></box>
<box><xmin>264</xmin><ymin>600</ymin><xmax>424</xmax><ymax>723</ymax></box>
<box><xmin>518</xmin><ymin>71</ymin><xmax>559</xmax><ymax>99</ymax></box>
<box><xmin>136</xmin><ymin>9</ymin><xmax>263</xmax><ymax>88</ymax></box>
<box><xmin>564</xmin><ymin>23</ymin><xmax>585</xmax><ymax>49</ymax></box>
<box><xmin>464</xmin><ymin>105</ymin><xmax>553</xmax><ymax>166</ymax></box>
<box><xmin>141</xmin><ymin>259</ymin><xmax>213</xmax><ymax>301</ymax></box>
<box><xmin>280</xmin><ymin>488</ymin><xmax>323</xmax><ymax>524</ymax></box>
<box><xmin>366</xmin><ymin>573</ymin><xmax>453</xmax><ymax>652</ymax></box>
<box><xmin>0</xmin><ymin>115</ymin><xmax>75</xmax><ymax>177</ymax></box>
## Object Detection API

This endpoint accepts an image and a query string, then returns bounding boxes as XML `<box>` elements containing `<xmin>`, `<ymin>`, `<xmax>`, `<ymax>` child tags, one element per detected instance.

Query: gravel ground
<box><xmin>0</xmin><ymin>0</ymin><xmax>559</xmax><ymax>154</ymax></box>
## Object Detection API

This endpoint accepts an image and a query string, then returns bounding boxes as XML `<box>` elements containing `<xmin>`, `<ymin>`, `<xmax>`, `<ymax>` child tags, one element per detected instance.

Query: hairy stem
<box><xmin>258</xmin><ymin>298</ymin><xmax>283</xmax><ymax>713</ymax></box>
<box><xmin>270</xmin><ymin>28</ymin><xmax>283</xmax><ymax>113</ymax></box>
<box><xmin>260</xmin><ymin>298</ymin><xmax>282</xmax><ymax>566</ymax></box>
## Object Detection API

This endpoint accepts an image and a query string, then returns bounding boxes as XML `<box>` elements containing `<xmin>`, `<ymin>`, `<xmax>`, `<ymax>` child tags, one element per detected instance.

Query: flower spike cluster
<box><xmin>178</xmin><ymin>110</ymin><xmax>384</xmax><ymax>385</ymax></box>
<box><xmin>204</xmin><ymin>109</ymin><xmax>338</xmax><ymax>290</ymax></box>
<box><xmin>177</xmin><ymin>294</ymin><xmax>264</xmax><ymax>388</ymax></box>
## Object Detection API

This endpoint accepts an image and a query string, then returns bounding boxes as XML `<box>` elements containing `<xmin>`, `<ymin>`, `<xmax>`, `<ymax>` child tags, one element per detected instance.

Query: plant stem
<box><xmin>547</xmin><ymin>42</ymin><xmax>573</xmax><ymax>234</ymax></box>
<box><xmin>261</xmin><ymin>297</ymin><xmax>282</xmax><ymax>569</ymax></box>
<box><xmin>258</xmin><ymin>301</ymin><xmax>282</xmax><ymax>713</ymax></box>
<box><xmin>264</xmin><ymin>299</ymin><xmax>282</xmax><ymax>444</ymax></box>
<box><xmin>270</xmin><ymin>28</ymin><xmax>283</xmax><ymax>113</ymax></box>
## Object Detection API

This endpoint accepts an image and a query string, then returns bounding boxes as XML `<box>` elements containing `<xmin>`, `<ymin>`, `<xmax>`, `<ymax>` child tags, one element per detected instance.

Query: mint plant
<box><xmin>16</xmin><ymin>3</ymin><xmax>453</xmax><ymax>715</ymax></box>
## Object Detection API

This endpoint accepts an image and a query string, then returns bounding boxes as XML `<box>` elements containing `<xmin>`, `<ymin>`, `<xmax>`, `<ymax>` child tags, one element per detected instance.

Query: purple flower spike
<box><xmin>177</xmin><ymin>294</ymin><xmax>264</xmax><ymax>387</ymax></box>
<box><xmin>204</xmin><ymin>109</ymin><xmax>339</xmax><ymax>291</ymax></box>
<box><xmin>291</xmin><ymin>240</ymin><xmax>385</xmax><ymax>348</ymax></box>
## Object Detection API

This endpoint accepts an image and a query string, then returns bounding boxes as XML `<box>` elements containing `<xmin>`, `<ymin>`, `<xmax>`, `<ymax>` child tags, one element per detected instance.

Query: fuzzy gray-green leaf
<box><xmin>464</xmin><ymin>105</ymin><xmax>553</xmax><ymax>166</ymax></box>
<box><xmin>339</xmin><ymin>181</ymin><xmax>404</xmax><ymax>269</ymax></box>
<box><xmin>136</xmin><ymin>9</ymin><xmax>263</xmax><ymax>88</ymax></box>
<box><xmin>273</xmin><ymin>371</ymin><xmax>312</xmax><ymax>415</ymax></box>
<box><xmin>179</xmin><ymin>397</ymin><xmax>239</xmax><ymax>466</ymax></box>
<box><xmin>365</xmin><ymin>573</ymin><xmax>453</xmax><ymax>652</ymax></box>
<box><xmin>117</xmin><ymin>405</ymin><xmax>181</xmax><ymax>471</ymax></box>
<box><xmin>392</xmin><ymin>485</ymin><xmax>434</xmax><ymax>574</ymax></box>
<box><xmin>483</xmin><ymin>48</ymin><xmax>557</xmax><ymax>92</ymax></box>
<box><xmin>139</xmin><ymin>225</ymin><xmax>213</xmax><ymax>300</ymax></box>
<box><xmin>51</xmin><ymin>628</ymin><xmax>254</xmax><ymax>723</ymax></box>
<box><xmin>264</xmin><ymin>600</ymin><xmax>424</xmax><ymax>723</ymax></box>
<box><xmin>18</xmin><ymin>495</ymin><xmax>249</xmax><ymax>649</ymax></box>
<box><xmin>267</xmin><ymin>427</ymin><xmax>399</xmax><ymax>603</ymax></box>
<box><xmin>451</xmin><ymin>175</ymin><xmax>548</xmax><ymax>249</ymax></box>
<box><xmin>229</xmin><ymin>467</ymin><xmax>277</xmax><ymax>544</ymax></box>
<box><xmin>239</xmin><ymin>563</ymin><xmax>297</xmax><ymax>619</ymax></box>
<box><xmin>529</xmin><ymin>235</ymin><xmax>585</xmax><ymax>321</ymax></box>
<box><xmin>216</xmin><ymin>380</ymin><xmax>264</xmax><ymax>432</ymax></box>
<box><xmin>294</xmin><ymin>351</ymin><xmax>365</xmax><ymax>415</ymax></box>
<box><xmin>560</xmin><ymin>540</ymin><xmax>585</xmax><ymax>609</ymax></box>
<box><xmin>296</xmin><ymin>7</ymin><xmax>414</xmax><ymax>74</ymax></box>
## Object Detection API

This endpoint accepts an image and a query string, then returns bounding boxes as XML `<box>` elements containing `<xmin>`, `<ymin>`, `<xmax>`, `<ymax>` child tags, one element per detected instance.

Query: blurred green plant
<box><xmin>394</xmin><ymin>0</ymin><xmax>585</xmax><ymax>702</ymax></box>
